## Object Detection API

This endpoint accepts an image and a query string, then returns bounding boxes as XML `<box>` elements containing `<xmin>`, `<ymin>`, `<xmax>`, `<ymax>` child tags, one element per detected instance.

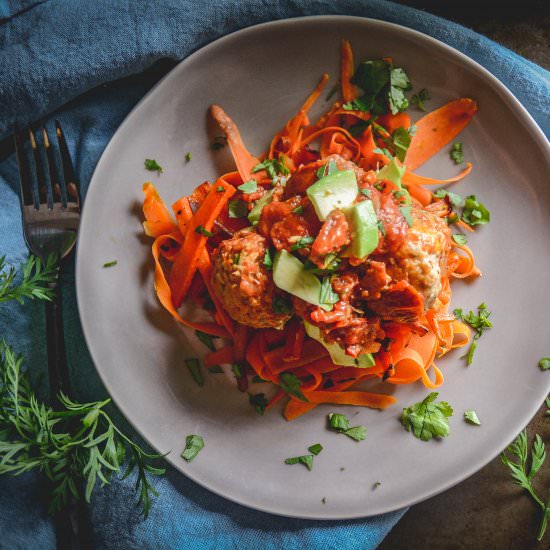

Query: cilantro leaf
<box><xmin>389</xmin><ymin>67</ymin><xmax>411</xmax><ymax>114</ymax></box>
<box><xmin>252</xmin><ymin>158</ymin><xmax>290</xmax><ymax>180</ymax></box>
<box><xmin>184</xmin><ymin>358</ymin><xmax>204</xmax><ymax>387</ymax></box>
<box><xmin>316</xmin><ymin>159</ymin><xmax>339</xmax><ymax>179</ymax></box>
<box><xmin>433</xmin><ymin>189</ymin><xmax>464</xmax><ymax>209</ymax></box>
<box><xmin>391</xmin><ymin>126</ymin><xmax>412</xmax><ymax>162</ymax></box>
<box><xmin>411</xmin><ymin>88</ymin><xmax>430</xmax><ymax>111</ymax></box>
<box><xmin>452</xmin><ymin>234</ymin><xmax>468</xmax><ymax>246</ymax></box>
<box><xmin>237</xmin><ymin>180</ymin><xmax>258</xmax><ymax>194</ymax></box>
<box><xmin>228</xmin><ymin>199</ymin><xmax>248</xmax><ymax>219</ymax></box>
<box><xmin>208</xmin><ymin>366</ymin><xmax>224</xmax><ymax>374</ymax></box>
<box><xmin>102</xmin><ymin>260</ymin><xmax>117</xmax><ymax>268</ymax></box>
<box><xmin>279</xmin><ymin>373</ymin><xmax>308</xmax><ymax>402</ymax></box>
<box><xmin>195</xmin><ymin>330</ymin><xmax>217</xmax><ymax>352</ymax></box>
<box><xmin>291</xmin><ymin>236</ymin><xmax>315</xmax><ymax>251</ymax></box>
<box><xmin>454</xmin><ymin>303</ymin><xmax>492</xmax><ymax>365</ymax></box>
<box><xmin>328</xmin><ymin>413</ymin><xmax>367</xmax><ymax>441</ymax></box>
<box><xmin>450</xmin><ymin>142</ymin><xmax>464</xmax><ymax>164</ymax></box>
<box><xmin>144</xmin><ymin>159</ymin><xmax>163</xmax><ymax>173</ymax></box>
<box><xmin>461</xmin><ymin>195</ymin><xmax>490</xmax><ymax>226</ymax></box>
<box><xmin>539</xmin><ymin>358</ymin><xmax>550</xmax><ymax>371</ymax></box>
<box><xmin>263</xmin><ymin>249</ymin><xmax>273</xmax><ymax>270</ymax></box>
<box><xmin>342</xmin><ymin>97</ymin><xmax>369</xmax><ymax>112</ymax></box>
<box><xmin>400</xmin><ymin>392</ymin><xmax>453</xmax><ymax>441</ymax></box>
<box><xmin>185</xmin><ymin>152</ymin><xmax>192</xmax><ymax>162</ymax></box>
<box><xmin>272</xmin><ymin>294</ymin><xmax>293</xmax><ymax>315</ymax></box>
<box><xmin>284</xmin><ymin>454</ymin><xmax>314</xmax><ymax>471</ymax></box>
<box><xmin>181</xmin><ymin>435</ymin><xmax>204</xmax><ymax>462</ymax></box>
<box><xmin>464</xmin><ymin>409</ymin><xmax>481</xmax><ymax>425</ymax></box>
<box><xmin>399</xmin><ymin>205</ymin><xmax>414</xmax><ymax>227</ymax></box>
<box><xmin>343</xmin><ymin>426</ymin><xmax>367</xmax><ymax>441</ymax></box>
<box><xmin>319</xmin><ymin>277</ymin><xmax>339</xmax><ymax>310</ymax></box>
<box><xmin>308</xmin><ymin>443</ymin><xmax>323</xmax><ymax>455</ymax></box>
<box><xmin>194</xmin><ymin>225</ymin><xmax>214</xmax><ymax>237</ymax></box>
<box><xmin>248</xmin><ymin>393</ymin><xmax>269</xmax><ymax>415</ymax></box>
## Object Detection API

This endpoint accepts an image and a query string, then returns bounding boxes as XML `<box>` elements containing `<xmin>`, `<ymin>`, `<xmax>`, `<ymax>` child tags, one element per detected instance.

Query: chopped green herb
<box><xmin>208</xmin><ymin>366</ymin><xmax>224</xmax><ymax>374</ymax></box>
<box><xmin>291</xmin><ymin>236</ymin><xmax>315</xmax><ymax>251</ymax></box>
<box><xmin>348</xmin><ymin>120</ymin><xmax>372</xmax><ymax>138</ymax></box>
<box><xmin>392</xmin><ymin>189</ymin><xmax>407</xmax><ymax>200</ymax></box>
<box><xmin>231</xmin><ymin>363</ymin><xmax>243</xmax><ymax>379</ymax></box>
<box><xmin>102</xmin><ymin>260</ymin><xmax>117</xmax><ymax>268</ymax></box>
<box><xmin>228</xmin><ymin>199</ymin><xmax>248</xmax><ymax>219</ymax></box>
<box><xmin>452</xmin><ymin>234</ymin><xmax>468</xmax><ymax>246</ymax></box>
<box><xmin>211</xmin><ymin>136</ymin><xmax>227</xmax><ymax>150</ymax></box>
<box><xmin>461</xmin><ymin>195</ymin><xmax>490</xmax><ymax>226</ymax></box>
<box><xmin>327</xmin><ymin>413</ymin><xmax>367</xmax><ymax>441</ymax></box>
<box><xmin>450</xmin><ymin>142</ymin><xmax>464</xmax><ymax>164</ymax></box>
<box><xmin>249</xmin><ymin>393</ymin><xmax>269</xmax><ymax>415</ymax></box>
<box><xmin>272</xmin><ymin>294</ymin><xmax>293</xmax><ymax>315</ymax></box>
<box><xmin>279</xmin><ymin>372</ymin><xmax>308</xmax><ymax>402</ymax></box>
<box><xmin>464</xmin><ymin>409</ymin><xmax>481</xmax><ymax>425</ymax></box>
<box><xmin>538</xmin><ymin>358</ymin><xmax>550</xmax><ymax>371</ymax></box>
<box><xmin>194</xmin><ymin>225</ymin><xmax>214</xmax><ymax>237</ymax></box>
<box><xmin>185</xmin><ymin>152</ymin><xmax>192</xmax><ymax>162</ymax></box>
<box><xmin>501</xmin><ymin>430</ymin><xmax>550</xmax><ymax>541</ymax></box>
<box><xmin>216</xmin><ymin>185</ymin><xmax>225</xmax><ymax>192</ymax></box>
<box><xmin>342</xmin><ymin>98</ymin><xmax>369</xmax><ymax>112</ymax></box>
<box><xmin>377</xmin><ymin>220</ymin><xmax>386</xmax><ymax>236</ymax></box>
<box><xmin>234</xmin><ymin>253</ymin><xmax>241</xmax><ymax>265</ymax></box>
<box><xmin>400</xmin><ymin>392</ymin><xmax>453</xmax><ymax>441</ymax></box>
<box><xmin>454</xmin><ymin>303</ymin><xmax>492</xmax><ymax>365</ymax></box>
<box><xmin>373</xmin><ymin>481</ymin><xmax>382</xmax><ymax>489</ymax></box>
<box><xmin>252</xmin><ymin>157</ymin><xmax>290</xmax><ymax>180</ymax></box>
<box><xmin>319</xmin><ymin>277</ymin><xmax>339</xmax><ymax>310</ymax></box>
<box><xmin>389</xmin><ymin>67</ymin><xmax>412</xmax><ymax>114</ymax></box>
<box><xmin>433</xmin><ymin>188</ymin><xmax>464</xmax><ymax>208</ymax></box>
<box><xmin>284</xmin><ymin>454</ymin><xmax>314</xmax><ymax>471</ymax></box>
<box><xmin>316</xmin><ymin>159</ymin><xmax>338</xmax><ymax>179</ymax></box>
<box><xmin>546</xmin><ymin>397</ymin><xmax>550</xmax><ymax>416</ymax></box>
<box><xmin>391</xmin><ymin>126</ymin><xmax>412</xmax><ymax>162</ymax></box>
<box><xmin>184</xmin><ymin>358</ymin><xmax>204</xmax><ymax>387</ymax></box>
<box><xmin>409</xmin><ymin>124</ymin><xmax>417</xmax><ymax>136</ymax></box>
<box><xmin>360</xmin><ymin>188</ymin><xmax>372</xmax><ymax>197</ymax></box>
<box><xmin>400</xmin><ymin>205</ymin><xmax>414</xmax><ymax>227</ymax></box>
<box><xmin>373</xmin><ymin>147</ymin><xmax>393</xmax><ymax>160</ymax></box>
<box><xmin>292</xmin><ymin>205</ymin><xmax>304</xmax><ymax>215</ymax></box>
<box><xmin>308</xmin><ymin>443</ymin><xmax>323</xmax><ymax>456</ymax></box>
<box><xmin>144</xmin><ymin>159</ymin><xmax>163</xmax><ymax>173</ymax></box>
<box><xmin>252</xmin><ymin>375</ymin><xmax>269</xmax><ymax>383</ymax></box>
<box><xmin>411</xmin><ymin>88</ymin><xmax>430</xmax><ymax>111</ymax></box>
<box><xmin>237</xmin><ymin>180</ymin><xmax>258</xmax><ymax>194</ymax></box>
<box><xmin>263</xmin><ymin>249</ymin><xmax>273</xmax><ymax>271</ymax></box>
<box><xmin>321</xmin><ymin>497</ymin><xmax>327</xmax><ymax>504</ymax></box>
<box><xmin>325</xmin><ymin>84</ymin><xmax>339</xmax><ymax>102</ymax></box>
<box><xmin>195</xmin><ymin>330</ymin><xmax>217</xmax><ymax>352</ymax></box>
<box><xmin>181</xmin><ymin>435</ymin><xmax>204</xmax><ymax>462</ymax></box>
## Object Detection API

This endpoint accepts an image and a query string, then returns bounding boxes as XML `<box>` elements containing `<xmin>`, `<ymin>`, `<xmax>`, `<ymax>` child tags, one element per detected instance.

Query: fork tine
<box><xmin>29</xmin><ymin>128</ymin><xmax>52</xmax><ymax>208</ymax></box>
<box><xmin>55</xmin><ymin>120</ymin><xmax>80</xmax><ymax>207</ymax></box>
<box><xmin>13</xmin><ymin>129</ymin><xmax>36</xmax><ymax>207</ymax></box>
<box><xmin>42</xmin><ymin>127</ymin><xmax>65</xmax><ymax>205</ymax></box>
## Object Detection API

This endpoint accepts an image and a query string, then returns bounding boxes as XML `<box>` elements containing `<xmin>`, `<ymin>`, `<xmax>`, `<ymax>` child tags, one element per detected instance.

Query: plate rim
<box><xmin>76</xmin><ymin>14</ymin><xmax>550</xmax><ymax>520</ymax></box>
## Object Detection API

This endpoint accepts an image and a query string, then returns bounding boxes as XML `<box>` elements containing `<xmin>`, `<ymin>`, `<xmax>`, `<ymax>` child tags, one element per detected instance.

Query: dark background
<box><xmin>380</xmin><ymin>5</ymin><xmax>550</xmax><ymax>550</ymax></box>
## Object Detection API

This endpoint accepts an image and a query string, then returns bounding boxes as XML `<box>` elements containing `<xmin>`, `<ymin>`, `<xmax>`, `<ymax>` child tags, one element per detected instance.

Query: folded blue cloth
<box><xmin>0</xmin><ymin>1</ymin><xmax>548</xmax><ymax>549</ymax></box>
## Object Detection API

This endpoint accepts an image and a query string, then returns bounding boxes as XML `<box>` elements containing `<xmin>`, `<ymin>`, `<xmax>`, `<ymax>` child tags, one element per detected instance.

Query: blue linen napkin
<box><xmin>0</xmin><ymin>1</ymin><xmax>548</xmax><ymax>549</ymax></box>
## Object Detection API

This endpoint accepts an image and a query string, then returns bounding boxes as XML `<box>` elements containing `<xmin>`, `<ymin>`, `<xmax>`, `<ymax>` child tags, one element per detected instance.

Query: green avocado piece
<box><xmin>306</xmin><ymin>170</ymin><xmax>358</xmax><ymax>221</ymax></box>
<box><xmin>273</xmin><ymin>250</ymin><xmax>330</xmax><ymax>310</ymax></box>
<box><xmin>376</xmin><ymin>158</ymin><xmax>407</xmax><ymax>189</ymax></box>
<box><xmin>345</xmin><ymin>199</ymin><xmax>379</xmax><ymax>259</ymax></box>
<box><xmin>304</xmin><ymin>322</ymin><xmax>375</xmax><ymax>367</ymax></box>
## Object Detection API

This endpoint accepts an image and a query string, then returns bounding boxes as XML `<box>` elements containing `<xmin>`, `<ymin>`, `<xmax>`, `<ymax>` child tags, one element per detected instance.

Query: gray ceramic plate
<box><xmin>76</xmin><ymin>16</ymin><xmax>550</xmax><ymax>519</ymax></box>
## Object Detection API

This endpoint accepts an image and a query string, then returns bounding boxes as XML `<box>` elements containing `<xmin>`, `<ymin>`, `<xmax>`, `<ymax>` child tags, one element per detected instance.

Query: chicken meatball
<box><xmin>211</xmin><ymin>231</ymin><xmax>291</xmax><ymax>329</ymax></box>
<box><xmin>383</xmin><ymin>207</ymin><xmax>451</xmax><ymax>309</ymax></box>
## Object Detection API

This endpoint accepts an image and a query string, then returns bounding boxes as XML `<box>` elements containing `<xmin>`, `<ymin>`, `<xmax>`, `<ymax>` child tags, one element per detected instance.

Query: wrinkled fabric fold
<box><xmin>0</xmin><ymin>1</ymin><xmax>548</xmax><ymax>549</ymax></box>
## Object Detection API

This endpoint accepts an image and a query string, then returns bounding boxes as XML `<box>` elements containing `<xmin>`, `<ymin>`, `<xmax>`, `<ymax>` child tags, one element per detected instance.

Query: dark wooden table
<box><xmin>380</xmin><ymin>3</ymin><xmax>550</xmax><ymax>548</ymax></box>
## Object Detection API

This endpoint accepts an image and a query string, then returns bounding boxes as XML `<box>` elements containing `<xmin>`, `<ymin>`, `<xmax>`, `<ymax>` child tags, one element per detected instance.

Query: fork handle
<box><xmin>46</xmin><ymin>276</ymin><xmax>93</xmax><ymax>550</ymax></box>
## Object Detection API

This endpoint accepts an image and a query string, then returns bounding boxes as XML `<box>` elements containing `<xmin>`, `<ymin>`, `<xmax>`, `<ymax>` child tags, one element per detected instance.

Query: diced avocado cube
<box><xmin>307</xmin><ymin>170</ymin><xmax>358</xmax><ymax>221</ymax></box>
<box><xmin>346</xmin><ymin>199</ymin><xmax>379</xmax><ymax>259</ymax></box>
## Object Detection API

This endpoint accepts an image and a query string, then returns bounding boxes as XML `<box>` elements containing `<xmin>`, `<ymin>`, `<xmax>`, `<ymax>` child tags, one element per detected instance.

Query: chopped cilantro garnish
<box><xmin>185</xmin><ymin>152</ymin><xmax>192</xmax><ymax>162</ymax></box>
<box><xmin>181</xmin><ymin>434</ymin><xmax>204</xmax><ymax>462</ymax></box>
<box><xmin>433</xmin><ymin>188</ymin><xmax>463</xmax><ymax>208</ymax></box>
<box><xmin>360</xmin><ymin>188</ymin><xmax>372</xmax><ymax>197</ymax></box>
<box><xmin>342</xmin><ymin>97</ymin><xmax>369</xmax><ymax>112</ymax></box>
<box><xmin>252</xmin><ymin>157</ymin><xmax>290</xmax><ymax>180</ymax></box>
<box><xmin>231</xmin><ymin>363</ymin><xmax>243</xmax><ymax>379</ymax></box>
<box><xmin>216</xmin><ymin>185</ymin><xmax>225</xmax><ymax>192</ymax></box>
<box><xmin>211</xmin><ymin>135</ymin><xmax>227</xmax><ymax>150</ymax></box>
<box><xmin>400</xmin><ymin>205</ymin><xmax>414</xmax><ymax>227</ymax></box>
<box><xmin>461</xmin><ymin>195</ymin><xmax>490</xmax><ymax>226</ymax></box>
<box><xmin>464</xmin><ymin>409</ymin><xmax>481</xmax><ymax>425</ymax></box>
<box><xmin>411</xmin><ymin>88</ymin><xmax>430</xmax><ymax>111</ymax></box>
<box><xmin>249</xmin><ymin>393</ymin><xmax>269</xmax><ymax>415</ymax></box>
<box><xmin>377</xmin><ymin>220</ymin><xmax>386</xmax><ymax>236</ymax></box>
<box><xmin>454</xmin><ymin>303</ymin><xmax>492</xmax><ymax>365</ymax></box>
<box><xmin>389</xmin><ymin>67</ymin><xmax>412</xmax><ymax>114</ymax></box>
<box><xmin>538</xmin><ymin>358</ymin><xmax>550</xmax><ymax>371</ymax></box>
<box><xmin>319</xmin><ymin>277</ymin><xmax>339</xmax><ymax>310</ymax></box>
<box><xmin>452</xmin><ymin>234</ymin><xmax>468</xmax><ymax>246</ymax></box>
<box><xmin>263</xmin><ymin>249</ymin><xmax>273</xmax><ymax>270</ymax></box>
<box><xmin>237</xmin><ymin>180</ymin><xmax>258</xmax><ymax>194</ymax></box>
<box><xmin>316</xmin><ymin>159</ymin><xmax>338</xmax><ymax>179</ymax></box>
<box><xmin>144</xmin><ymin>159</ymin><xmax>163</xmax><ymax>173</ymax></box>
<box><xmin>252</xmin><ymin>375</ymin><xmax>269</xmax><ymax>383</ymax></box>
<box><xmin>293</xmin><ymin>205</ymin><xmax>304</xmax><ymax>215</ymax></box>
<box><xmin>228</xmin><ymin>199</ymin><xmax>248</xmax><ymax>219</ymax></box>
<box><xmin>308</xmin><ymin>443</ymin><xmax>323</xmax><ymax>455</ymax></box>
<box><xmin>272</xmin><ymin>295</ymin><xmax>293</xmax><ymax>315</ymax></box>
<box><xmin>450</xmin><ymin>142</ymin><xmax>464</xmax><ymax>164</ymax></box>
<box><xmin>373</xmin><ymin>481</ymin><xmax>382</xmax><ymax>489</ymax></box>
<box><xmin>208</xmin><ymin>366</ymin><xmax>224</xmax><ymax>374</ymax></box>
<box><xmin>234</xmin><ymin>253</ymin><xmax>240</xmax><ymax>265</ymax></box>
<box><xmin>391</xmin><ymin>126</ymin><xmax>412</xmax><ymax>162</ymax></box>
<box><xmin>284</xmin><ymin>454</ymin><xmax>314</xmax><ymax>471</ymax></box>
<box><xmin>184</xmin><ymin>358</ymin><xmax>204</xmax><ymax>386</ymax></box>
<box><xmin>400</xmin><ymin>392</ymin><xmax>453</xmax><ymax>441</ymax></box>
<box><xmin>327</xmin><ymin>413</ymin><xmax>367</xmax><ymax>441</ymax></box>
<box><xmin>102</xmin><ymin>260</ymin><xmax>117</xmax><ymax>268</ymax></box>
<box><xmin>291</xmin><ymin>236</ymin><xmax>315</xmax><ymax>251</ymax></box>
<box><xmin>348</xmin><ymin>120</ymin><xmax>372</xmax><ymax>138</ymax></box>
<box><xmin>194</xmin><ymin>225</ymin><xmax>213</xmax><ymax>237</ymax></box>
<box><xmin>195</xmin><ymin>330</ymin><xmax>217</xmax><ymax>352</ymax></box>
<box><xmin>279</xmin><ymin>372</ymin><xmax>308</xmax><ymax>402</ymax></box>
<box><xmin>325</xmin><ymin>84</ymin><xmax>339</xmax><ymax>102</ymax></box>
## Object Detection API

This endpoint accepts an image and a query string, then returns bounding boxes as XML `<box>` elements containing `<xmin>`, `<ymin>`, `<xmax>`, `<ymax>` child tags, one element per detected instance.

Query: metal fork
<box><xmin>14</xmin><ymin>122</ymin><xmax>91</xmax><ymax>550</ymax></box>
